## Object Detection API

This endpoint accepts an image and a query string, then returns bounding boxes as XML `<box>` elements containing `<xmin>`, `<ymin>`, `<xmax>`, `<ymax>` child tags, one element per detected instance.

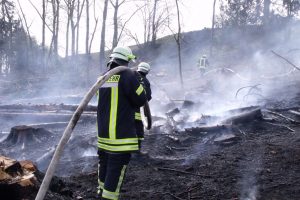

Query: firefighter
<box><xmin>197</xmin><ymin>54</ymin><xmax>209</xmax><ymax>75</ymax></box>
<box><xmin>134</xmin><ymin>62</ymin><xmax>152</xmax><ymax>148</ymax></box>
<box><xmin>97</xmin><ymin>46</ymin><xmax>147</xmax><ymax>200</ymax></box>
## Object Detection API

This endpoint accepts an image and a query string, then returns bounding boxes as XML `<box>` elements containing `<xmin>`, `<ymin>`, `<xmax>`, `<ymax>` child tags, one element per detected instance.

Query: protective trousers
<box><xmin>97</xmin><ymin>150</ymin><xmax>131</xmax><ymax>200</ymax></box>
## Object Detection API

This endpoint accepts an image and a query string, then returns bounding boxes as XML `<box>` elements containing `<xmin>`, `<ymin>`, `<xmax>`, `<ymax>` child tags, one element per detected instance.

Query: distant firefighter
<box><xmin>134</xmin><ymin>62</ymin><xmax>152</xmax><ymax>148</ymax></box>
<box><xmin>197</xmin><ymin>54</ymin><xmax>209</xmax><ymax>75</ymax></box>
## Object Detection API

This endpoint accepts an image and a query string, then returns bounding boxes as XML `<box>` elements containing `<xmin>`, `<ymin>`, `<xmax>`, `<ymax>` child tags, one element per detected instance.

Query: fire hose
<box><xmin>35</xmin><ymin>66</ymin><xmax>152</xmax><ymax>200</ymax></box>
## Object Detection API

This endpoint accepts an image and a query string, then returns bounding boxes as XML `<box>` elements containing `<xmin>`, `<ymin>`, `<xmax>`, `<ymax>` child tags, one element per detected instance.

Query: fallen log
<box><xmin>156</xmin><ymin>167</ymin><xmax>212</xmax><ymax>178</ymax></box>
<box><xmin>265</xmin><ymin>110</ymin><xmax>300</xmax><ymax>124</ymax></box>
<box><xmin>289</xmin><ymin>110</ymin><xmax>300</xmax><ymax>117</ymax></box>
<box><xmin>27</xmin><ymin>122</ymin><xmax>70</xmax><ymax>129</ymax></box>
<box><xmin>269</xmin><ymin>107</ymin><xmax>300</xmax><ymax>112</ymax></box>
<box><xmin>0</xmin><ymin>103</ymin><xmax>97</xmax><ymax>112</ymax></box>
<box><xmin>265</xmin><ymin>122</ymin><xmax>295</xmax><ymax>132</ymax></box>
<box><xmin>0</xmin><ymin>112</ymin><xmax>96</xmax><ymax>122</ymax></box>
<box><xmin>222</xmin><ymin>108</ymin><xmax>263</xmax><ymax>125</ymax></box>
<box><xmin>185</xmin><ymin>124</ymin><xmax>232</xmax><ymax>134</ymax></box>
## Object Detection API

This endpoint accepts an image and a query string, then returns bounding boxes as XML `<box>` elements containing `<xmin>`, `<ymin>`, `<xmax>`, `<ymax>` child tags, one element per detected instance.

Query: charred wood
<box><xmin>156</xmin><ymin>167</ymin><xmax>212</xmax><ymax>178</ymax></box>
<box><xmin>0</xmin><ymin>156</ymin><xmax>37</xmax><ymax>199</ymax></box>
<box><xmin>27</xmin><ymin>122</ymin><xmax>70</xmax><ymax>129</ymax></box>
<box><xmin>164</xmin><ymin>192</ymin><xmax>185</xmax><ymax>200</ymax></box>
<box><xmin>185</xmin><ymin>125</ymin><xmax>232</xmax><ymax>134</ymax></box>
<box><xmin>219</xmin><ymin>106</ymin><xmax>260</xmax><ymax>116</ymax></box>
<box><xmin>0</xmin><ymin>112</ymin><xmax>95</xmax><ymax>122</ymax></box>
<box><xmin>222</xmin><ymin>108</ymin><xmax>263</xmax><ymax>125</ymax></box>
<box><xmin>289</xmin><ymin>110</ymin><xmax>300</xmax><ymax>117</ymax></box>
<box><xmin>268</xmin><ymin>107</ymin><xmax>300</xmax><ymax>112</ymax></box>
<box><xmin>0</xmin><ymin>103</ymin><xmax>97</xmax><ymax>112</ymax></box>
<box><xmin>265</xmin><ymin>122</ymin><xmax>295</xmax><ymax>132</ymax></box>
<box><xmin>265</xmin><ymin>110</ymin><xmax>300</xmax><ymax>124</ymax></box>
<box><xmin>214</xmin><ymin>133</ymin><xmax>240</xmax><ymax>145</ymax></box>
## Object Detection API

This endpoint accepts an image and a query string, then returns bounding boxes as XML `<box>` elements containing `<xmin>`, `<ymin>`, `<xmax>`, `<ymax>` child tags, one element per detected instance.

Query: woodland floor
<box><xmin>1</xmin><ymin>81</ymin><xmax>300</xmax><ymax>200</ymax></box>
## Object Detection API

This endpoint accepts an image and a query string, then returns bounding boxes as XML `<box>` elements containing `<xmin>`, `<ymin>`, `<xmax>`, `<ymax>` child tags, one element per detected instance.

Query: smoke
<box><xmin>148</xmin><ymin>22</ymin><xmax>300</xmax><ymax>121</ymax></box>
<box><xmin>238</xmin><ymin>150</ymin><xmax>263</xmax><ymax>200</ymax></box>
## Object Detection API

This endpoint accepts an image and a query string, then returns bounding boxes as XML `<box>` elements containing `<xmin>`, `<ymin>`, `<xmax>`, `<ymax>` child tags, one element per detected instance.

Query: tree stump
<box><xmin>4</xmin><ymin>125</ymin><xmax>52</xmax><ymax>148</ymax></box>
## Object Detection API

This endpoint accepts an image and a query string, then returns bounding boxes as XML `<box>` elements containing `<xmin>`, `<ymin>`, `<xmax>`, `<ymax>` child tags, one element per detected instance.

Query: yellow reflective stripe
<box><xmin>135</xmin><ymin>112</ymin><xmax>142</xmax><ymax>120</ymax></box>
<box><xmin>98</xmin><ymin>137</ymin><xmax>138</xmax><ymax>145</ymax></box>
<box><xmin>135</xmin><ymin>116</ymin><xmax>142</xmax><ymax>120</ymax></box>
<box><xmin>102</xmin><ymin>189</ymin><xmax>119</xmax><ymax>200</ymax></box>
<box><xmin>98</xmin><ymin>143</ymin><xmax>139</xmax><ymax>152</ymax></box>
<box><xmin>97</xmin><ymin>180</ymin><xmax>104</xmax><ymax>194</ymax></box>
<box><xmin>109</xmin><ymin>87</ymin><xmax>118</xmax><ymax>139</ymax></box>
<box><xmin>116</xmin><ymin>165</ymin><xmax>127</xmax><ymax>193</ymax></box>
<box><xmin>98</xmin><ymin>180</ymin><xmax>104</xmax><ymax>189</ymax></box>
<box><xmin>136</xmin><ymin>84</ymin><xmax>144</xmax><ymax>95</ymax></box>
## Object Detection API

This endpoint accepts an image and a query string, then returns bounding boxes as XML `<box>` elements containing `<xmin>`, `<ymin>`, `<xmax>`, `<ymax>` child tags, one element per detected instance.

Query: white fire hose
<box><xmin>35</xmin><ymin>66</ymin><xmax>151</xmax><ymax>200</ymax></box>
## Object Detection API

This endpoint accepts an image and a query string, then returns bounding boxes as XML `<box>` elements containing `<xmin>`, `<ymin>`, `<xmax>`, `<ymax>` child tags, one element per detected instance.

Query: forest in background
<box><xmin>0</xmin><ymin>0</ymin><xmax>299</xmax><ymax>99</ymax></box>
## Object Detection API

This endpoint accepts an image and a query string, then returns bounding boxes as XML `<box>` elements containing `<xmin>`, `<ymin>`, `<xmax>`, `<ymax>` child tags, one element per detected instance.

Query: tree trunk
<box><xmin>51</xmin><ymin>0</ymin><xmax>59</xmax><ymax>57</ymax></box>
<box><xmin>42</xmin><ymin>0</ymin><xmax>46</xmax><ymax>71</ymax></box>
<box><xmin>86</xmin><ymin>0</ymin><xmax>90</xmax><ymax>87</ymax></box>
<box><xmin>151</xmin><ymin>0</ymin><xmax>158</xmax><ymax>45</ymax></box>
<box><xmin>210</xmin><ymin>0</ymin><xmax>217</xmax><ymax>56</ymax></box>
<box><xmin>99</xmin><ymin>0</ymin><xmax>109</xmax><ymax>72</ymax></box>
<box><xmin>175</xmin><ymin>0</ymin><xmax>183</xmax><ymax>88</ymax></box>
<box><xmin>76</xmin><ymin>0</ymin><xmax>80</xmax><ymax>55</ymax></box>
<box><xmin>85</xmin><ymin>0</ymin><xmax>90</xmax><ymax>54</ymax></box>
<box><xmin>71</xmin><ymin>18</ymin><xmax>75</xmax><ymax>56</ymax></box>
<box><xmin>112</xmin><ymin>0</ymin><xmax>119</xmax><ymax>49</ymax></box>
<box><xmin>65</xmin><ymin>16</ymin><xmax>70</xmax><ymax>57</ymax></box>
<box><xmin>55</xmin><ymin>0</ymin><xmax>60</xmax><ymax>57</ymax></box>
<box><xmin>69</xmin><ymin>0</ymin><xmax>75</xmax><ymax>56</ymax></box>
<box><xmin>263</xmin><ymin>0</ymin><xmax>270</xmax><ymax>25</ymax></box>
<box><xmin>75</xmin><ymin>0</ymin><xmax>85</xmax><ymax>55</ymax></box>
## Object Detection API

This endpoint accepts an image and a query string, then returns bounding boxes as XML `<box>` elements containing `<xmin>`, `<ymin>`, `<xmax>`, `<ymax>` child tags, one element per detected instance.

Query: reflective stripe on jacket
<box><xmin>134</xmin><ymin>71</ymin><xmax>152</xmax><ymax>139</ymax></box>
<box><xmin>97</xmin><ymin>67</ymin><xmax>147</xmax><ymax>152</ymax></box>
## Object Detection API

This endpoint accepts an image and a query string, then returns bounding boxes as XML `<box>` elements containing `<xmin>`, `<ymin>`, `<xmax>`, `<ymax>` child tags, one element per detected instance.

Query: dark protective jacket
<box><xmin>134</xmin><ymin>71</ymin><xmax>152</xmax><ymax>139</ymax></box>
<box><xmin>97</xmin><ymin>66</ymin><xmax>147</xmax><ymax>153</ymax></box>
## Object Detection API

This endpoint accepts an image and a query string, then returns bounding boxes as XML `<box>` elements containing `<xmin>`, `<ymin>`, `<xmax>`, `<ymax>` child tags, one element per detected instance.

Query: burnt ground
<box><xmin>0</xmin><ymin>80</ymin><xmax>300</xmax><ymax>200</ymax></box>
<box><xmin>25</xmin><ymin>98</ymin><xmax>300</xmax><ymax>199</ymax></box>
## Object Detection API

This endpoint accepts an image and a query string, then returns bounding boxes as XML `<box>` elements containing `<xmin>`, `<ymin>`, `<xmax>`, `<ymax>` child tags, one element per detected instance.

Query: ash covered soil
<box><xmin>29</xmin><ymin>90</ymin><xmax>300</xmax><ymax>200</ymax></box>
<box><xmin>1</xmin><ymin>78</ymin><xmax>300</xmax><ymax>200</ymax></box>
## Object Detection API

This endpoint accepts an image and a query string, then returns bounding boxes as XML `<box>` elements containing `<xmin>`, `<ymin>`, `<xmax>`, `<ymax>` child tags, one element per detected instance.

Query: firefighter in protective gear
<box><xmin>197</xmin><ymin>55</ymin><xmax>209</xmax><ymax>75</ymax></box>
<box><xmin>134</xmin><ymin>62</ymin><xmax>152</xmax><ymax>148</ymax></box>
<box><xmin>97</xmin><ymin>46</ymin><xmax>147</xmax><ymax>200</ymax></box>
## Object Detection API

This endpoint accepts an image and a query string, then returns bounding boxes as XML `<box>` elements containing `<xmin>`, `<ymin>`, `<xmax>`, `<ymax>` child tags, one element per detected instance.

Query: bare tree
<box><xmin>263</xmin><ymin>0</ymin><xmax>270</xmax><ymax>24</ymax></box>
<box><xmin>110</xmin><ymin>0</ymin><xmax>126</xmax><ymax>48</ymax></box>
<box><xmin>210</xmin><ymin>0</ymin><xmax>217</xmax><ymax>56</ymax></box>
<box><xmin>85</xmin><ymin>0</ymin><xmax>90</xmax><ymax>55</ymax></box>
<box><xmin>84</xmin><ymin>0</ymin><xmax>99</xmax><ymax>85</ymax></box>
<box><xmin>88</xmin><ymin>0</ymin><xmax>99</xmax><ymax>54</ymax></box>
<box><xmin>174</xmin><ymin>0</ymin><xmax>183</xmax><ymax>88</ymax></box>
<box><xmin>16</xmin><ymin>0</ymin><xmax>32</xmax><ymax>47</ymax></box>
<box><xmin>151</xmin><ymin>0</ymin><xmax>158</xmax><ymax>45</ymax></box>
<box><xmin>50</xmin><ymin>0</ymin><xmax>60</xmax><ymax>57</ymax></box>
<box><xmin>99</xmin><ymin>0</ymin><xmax>109</xmax><ymax>71</ymax></box>
<box><xmin>125</xmin><ymin>0</ymin><xmax>170</xmax><ymax>49</ymax></box>
<box><xmin>76</xmin><ymin>0</ymin><xmax>85</xmax><ymax>55</ymax></box>
<box><xmin>42</xmin><ymin>0</ymin><xmax>46</xmax><ymax>69</ymax></box>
